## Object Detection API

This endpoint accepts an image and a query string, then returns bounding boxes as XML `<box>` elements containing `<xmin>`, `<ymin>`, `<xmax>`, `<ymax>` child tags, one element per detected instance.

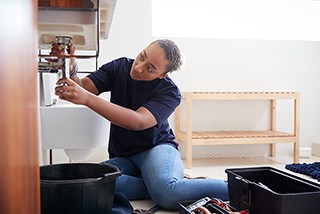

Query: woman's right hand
<box><xmin>46</xmin><ymin>43</ymin><xmax>64</xmax><ymax>63</ymax></box>
<box><xmin>47</xmin><ymin>42</ymin><xmax>77</xmax><ymax>74</ymax></box>
<box><xmin>47</xmin><ymin>42</ymin><xmax>76</xmax><ymax>61</ymax></box>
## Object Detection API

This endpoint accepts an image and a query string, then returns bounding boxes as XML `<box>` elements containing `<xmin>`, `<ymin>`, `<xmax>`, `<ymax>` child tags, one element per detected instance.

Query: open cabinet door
<box><xmin>0</xmin><ymin>0</ymin><xmax>40</xmax><ymax>213</ymax></box>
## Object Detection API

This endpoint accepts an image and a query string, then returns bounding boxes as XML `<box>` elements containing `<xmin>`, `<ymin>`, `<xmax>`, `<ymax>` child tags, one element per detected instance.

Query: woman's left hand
<box><xmin>55</xmin><ymin>77</ymin><xmax>91</xmax><ymax>105</ymax></box>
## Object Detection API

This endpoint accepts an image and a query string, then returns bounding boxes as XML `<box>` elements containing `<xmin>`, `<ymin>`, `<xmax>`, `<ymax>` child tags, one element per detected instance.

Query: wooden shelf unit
<box><xmin>174</xmin><ymin>92</ymin><xmax>300</xmax><ymax>168</ymax></box>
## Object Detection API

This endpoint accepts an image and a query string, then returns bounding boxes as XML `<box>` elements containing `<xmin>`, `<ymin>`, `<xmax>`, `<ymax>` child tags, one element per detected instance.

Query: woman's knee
<box><xmin>148</xmin><ymin>183</ymin><xmax>181</xmax><ymax>210</ymax></box>
<box><xmin>151</xmin><ymin>192</ymin><xmax>180</xmax><ymax>210</ymax></box>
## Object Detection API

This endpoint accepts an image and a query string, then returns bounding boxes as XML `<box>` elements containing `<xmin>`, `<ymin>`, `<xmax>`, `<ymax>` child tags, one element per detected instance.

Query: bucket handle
<box><xmin>101</xmin><ymin>171</ymin><xmax>121</xmax><ymax>182</ymax></box>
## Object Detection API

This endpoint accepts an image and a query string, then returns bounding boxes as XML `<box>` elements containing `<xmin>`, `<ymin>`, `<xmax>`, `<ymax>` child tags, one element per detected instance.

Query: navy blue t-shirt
<box><xmin>87</xmin><ymin>57</ymin><xmax>181</xmax><ymax>158</ymax></box>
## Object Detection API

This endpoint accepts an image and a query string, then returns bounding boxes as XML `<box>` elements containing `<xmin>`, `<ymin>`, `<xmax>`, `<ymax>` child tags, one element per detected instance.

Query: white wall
<box><xmin>97</xmin><ymin>0</ymin><xmax>320</xmax><ymax>156</ymax></box>
<box><xmin>98</xmin><ymin>0</ymin><xmax>320</xmax><ymax>158</ymax></box>
<box><xmin>51</xmin><ymin>0</ymin><xmax>320</xmax><ymax>162</ymax></box>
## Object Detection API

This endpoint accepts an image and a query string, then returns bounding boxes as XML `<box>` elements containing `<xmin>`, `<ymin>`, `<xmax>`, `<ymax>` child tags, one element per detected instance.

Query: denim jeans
<box><xmin>103</xmin><ymin>144</ymin><xmax>228</xmax><ymax>210</ymax></box>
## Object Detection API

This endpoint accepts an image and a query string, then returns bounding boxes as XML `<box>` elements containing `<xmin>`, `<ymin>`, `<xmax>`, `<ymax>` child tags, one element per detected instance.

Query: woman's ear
<box><xmin>159</xmin><ymin>73</ymin><xmax>168</xmax><ymax>79</ymax></box>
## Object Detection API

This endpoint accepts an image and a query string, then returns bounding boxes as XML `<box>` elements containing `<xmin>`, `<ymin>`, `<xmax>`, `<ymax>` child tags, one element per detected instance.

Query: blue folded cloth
<box><xmin>285</xmin><ymin>162</ymin><xmax>320</xmax><ymax>181</ymax></box>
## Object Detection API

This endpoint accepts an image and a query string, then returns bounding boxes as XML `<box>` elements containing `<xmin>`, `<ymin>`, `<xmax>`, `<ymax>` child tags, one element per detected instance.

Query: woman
<box><xmin>53</xmin><ymin>39</ymin><xmax>228</xmax><ymax>210</ymax></box>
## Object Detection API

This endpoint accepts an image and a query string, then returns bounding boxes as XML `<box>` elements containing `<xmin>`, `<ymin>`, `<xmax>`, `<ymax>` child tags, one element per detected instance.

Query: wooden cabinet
<box><xmin>0</xmin><ymin>1</ymin><xmax>40</xmax><ymax>213</ymax></box>
<box><xmin>175</xmin><ymin>92</ymin><xmax>300</xmax><ymax>168</ymax></box>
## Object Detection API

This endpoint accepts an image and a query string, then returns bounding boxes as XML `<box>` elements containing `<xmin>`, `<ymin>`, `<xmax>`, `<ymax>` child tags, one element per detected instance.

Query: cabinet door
<box><xmin>0</xmin><ymin>0</ymin><xmax>40</xmax><ymax>213</ymax></box>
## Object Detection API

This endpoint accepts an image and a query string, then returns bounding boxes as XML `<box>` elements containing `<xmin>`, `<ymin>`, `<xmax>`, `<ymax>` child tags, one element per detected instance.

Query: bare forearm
<box><xmin>85</xmin><ymin>93</ymin><xmax>156</xmax><ymax>130</ymax></box>
<box><xmin>70</xmin><ymin>75</ymin><xmax>99</xmax><ymax>95</ymax></box>
<box><xmin>55</xmin><ymin>77</ymin><xmax>156</xmax><ymax>130</ymax></box>
<box><xmin>70</xmin><ymin>75</ymin><xmax>82</xmax><ymax>86</ymax></box>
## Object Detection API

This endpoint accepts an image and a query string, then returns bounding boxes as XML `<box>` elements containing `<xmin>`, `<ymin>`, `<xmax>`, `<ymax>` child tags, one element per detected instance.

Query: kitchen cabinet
<box><xmin>0</xmin><ymin>1</ymin><xmax>40</xmax><ymax>213</ymax></box>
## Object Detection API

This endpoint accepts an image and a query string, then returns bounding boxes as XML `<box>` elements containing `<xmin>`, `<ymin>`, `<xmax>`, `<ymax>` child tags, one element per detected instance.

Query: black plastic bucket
<box><xmin>40</xmin><ymin>163</ymin><xmax>121</xmax><ymax>214</ymax></box>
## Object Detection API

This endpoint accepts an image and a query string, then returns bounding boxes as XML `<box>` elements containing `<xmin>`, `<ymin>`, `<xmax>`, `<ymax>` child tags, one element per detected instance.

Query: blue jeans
<box><xmin>103</xmin><ymin>144</ymin><xmax>228</xmax><ymax>210</ymax></box>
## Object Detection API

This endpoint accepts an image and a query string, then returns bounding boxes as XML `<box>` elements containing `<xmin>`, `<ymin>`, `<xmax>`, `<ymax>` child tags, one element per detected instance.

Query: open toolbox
<box><xmin>225</xmin><ymin>166</ymin><xmax>320</xmax><ymax>214</ymax></box>
<box><xmin>178</xmin><ymin>197</ymin><xmax>249</xmax><ymax>214</ymax></box>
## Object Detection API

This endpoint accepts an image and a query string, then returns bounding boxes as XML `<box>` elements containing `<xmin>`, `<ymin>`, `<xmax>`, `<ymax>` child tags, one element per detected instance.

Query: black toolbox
<box><xmin>225</xmin><ymin>166</ymin><xmax>320</xmax><ymax>214</ymax></box>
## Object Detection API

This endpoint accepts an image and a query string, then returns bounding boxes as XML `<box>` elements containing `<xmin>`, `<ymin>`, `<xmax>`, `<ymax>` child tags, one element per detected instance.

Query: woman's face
<box><xmin>130</xmin><ymin>43</ymin><xmax>169</xmax><ymax>81</ymax></box>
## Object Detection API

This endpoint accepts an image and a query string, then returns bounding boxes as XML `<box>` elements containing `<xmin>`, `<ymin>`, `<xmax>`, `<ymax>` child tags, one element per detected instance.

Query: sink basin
<box><xmin>40</xmin><ymin>104</ymin><xmax>109</xmax><ymax>160</ymax></box>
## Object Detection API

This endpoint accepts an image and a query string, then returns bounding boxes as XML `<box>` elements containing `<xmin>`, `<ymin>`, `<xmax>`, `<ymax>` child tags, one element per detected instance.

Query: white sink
<box><xmin>40</xmin><ymin>104</ymin><xmax>109</xmax><ymax>160</ymax></box>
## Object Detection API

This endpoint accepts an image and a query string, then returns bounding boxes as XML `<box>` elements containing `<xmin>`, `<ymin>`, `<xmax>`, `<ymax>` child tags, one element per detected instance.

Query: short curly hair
<box><xmin>152</xmin><ymin>39</ymin><xmax>182</xmax><ymax>73</ymax></box>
